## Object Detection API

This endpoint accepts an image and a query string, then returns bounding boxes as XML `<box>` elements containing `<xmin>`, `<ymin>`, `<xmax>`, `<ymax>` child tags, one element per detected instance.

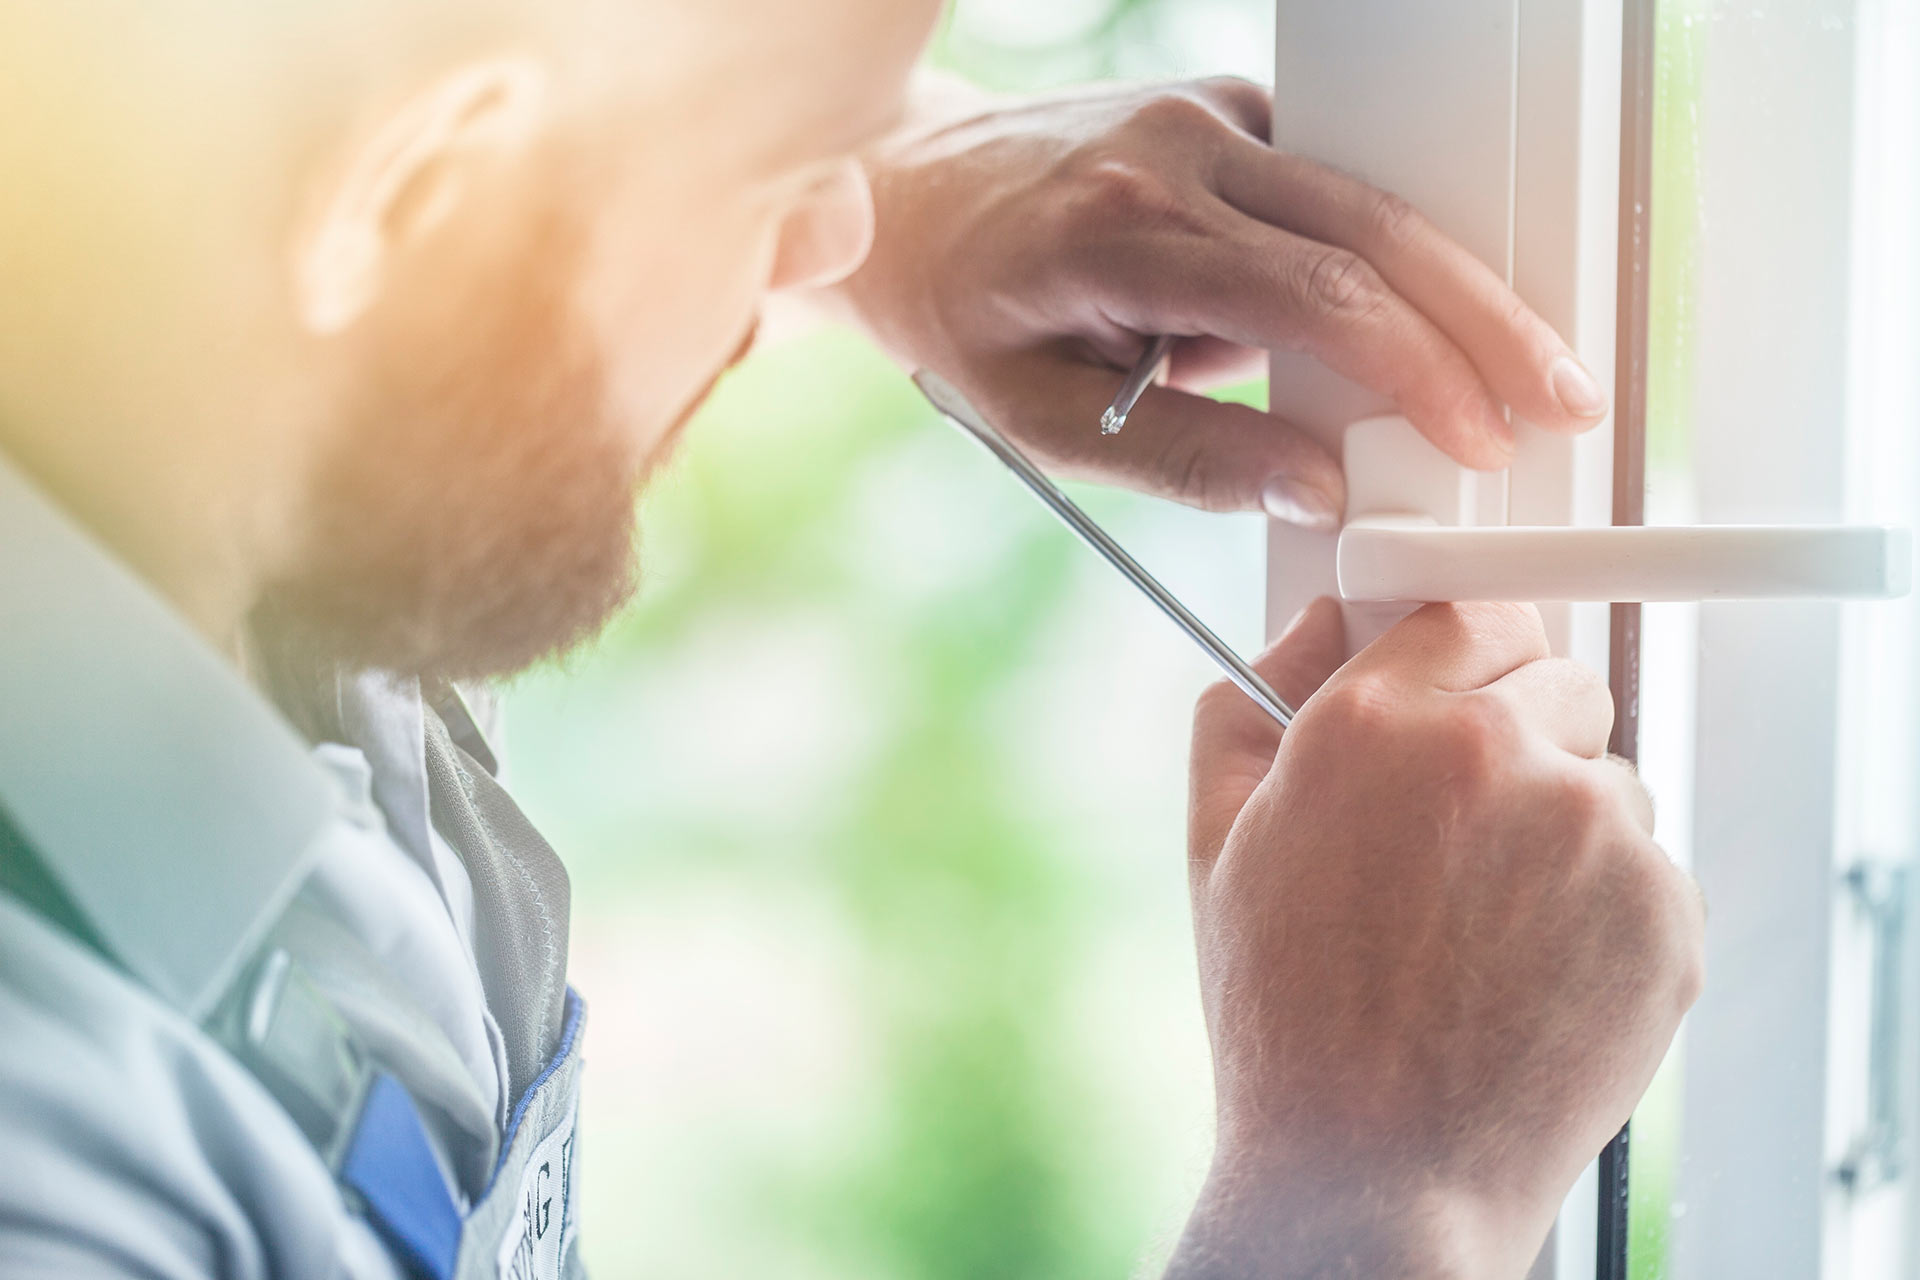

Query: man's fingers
<box><xmin>1186</xmin><ymin>218</ymin><xmax>1516</xmax><ymax>470</ymax></box>
<box><xmin>1211</xmin><ymin>136</ymin><xmax>1608</xmax><ymax>443</ymax></box>
<box><xmin>1114</xmin><ymin>382</ymin><xmax>1346</xmax><ymax>523</ymax></box>
<box><xmin>988</xmin><ymin>354</ymin><xmax>1346</xmax><ymax>522</ymax></box>
<box><xmin>1352</xmin><ymin>602</ymin><xmax>1551</xmax><ymax>693</ymax></box>
<box><xmin>1163</xmin><ymin>334</ymin><xmax>1268</xmax><ymax>390</ymax></box>
<box><xmin>1190</xmin><ymin>597</ymin><xmax>1347</xmax><ymax>870</ymax></box>
<box><xmin>1483</xmin><ymin>658</ymin><xmax>1616</xmax><ymax>759</ymax></box>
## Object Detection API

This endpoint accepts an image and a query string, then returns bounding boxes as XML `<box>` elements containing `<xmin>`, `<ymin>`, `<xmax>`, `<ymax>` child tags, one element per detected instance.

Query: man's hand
<box><xmin>828</xmin><ymin>78</ymin><xmax>1609</xmax><ymax>528</ymax></box>
<box><xmin>1169</xmin><ymin>600</ymin><xmax>1703</xmax><ymax>1279</ymax></box>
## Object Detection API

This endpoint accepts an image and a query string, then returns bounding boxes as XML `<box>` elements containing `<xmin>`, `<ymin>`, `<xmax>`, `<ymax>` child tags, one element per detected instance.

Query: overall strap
<box><xmin>0</xmin><ymin>803</ymin><xmax>109</xmax><ymax>962</ymax></box>
<box><xmin>206</xmin><ymin>949</ymin><xmax>465</xmax><ymax>1280</ymax></box>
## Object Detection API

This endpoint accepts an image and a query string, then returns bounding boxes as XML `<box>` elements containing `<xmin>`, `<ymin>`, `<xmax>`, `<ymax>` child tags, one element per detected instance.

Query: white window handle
<box><xmin>1335</xmin><ymin>416</ymin><xmax>1912</xmax><ymax>604</ymax></box>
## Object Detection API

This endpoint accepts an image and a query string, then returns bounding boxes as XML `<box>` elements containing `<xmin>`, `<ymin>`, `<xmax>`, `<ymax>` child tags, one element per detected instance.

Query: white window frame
<box><xmin>1670</xmin><ymin>6</ymin><xmax>1858</xmax><ymax>1277</ymax></box>
<box><xmin>1266</xmin><ymin>3</ymin><xmax>1920</xmax><ymax>1278</ymax></box>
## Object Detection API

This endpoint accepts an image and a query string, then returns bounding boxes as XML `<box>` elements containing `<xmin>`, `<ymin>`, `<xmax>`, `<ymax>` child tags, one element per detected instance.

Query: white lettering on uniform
<box><xmin>496</xmin><ymin>1099</ymin><xmax>579</xmax><ymax>1280</ymax></box>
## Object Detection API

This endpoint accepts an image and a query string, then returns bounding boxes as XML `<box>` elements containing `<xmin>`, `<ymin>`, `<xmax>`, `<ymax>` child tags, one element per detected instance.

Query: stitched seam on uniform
<box><xmin>462</xmin><ymin>765</ymin><xmax>559</xmax><ymax>1079</ymax></box>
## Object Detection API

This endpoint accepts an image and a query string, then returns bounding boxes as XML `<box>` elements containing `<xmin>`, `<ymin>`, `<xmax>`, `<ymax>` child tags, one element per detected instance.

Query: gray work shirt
<box><xmin>0</xmin><ymin>455</ymin><xmax>566</xmax><ymax>1277</ymax></box>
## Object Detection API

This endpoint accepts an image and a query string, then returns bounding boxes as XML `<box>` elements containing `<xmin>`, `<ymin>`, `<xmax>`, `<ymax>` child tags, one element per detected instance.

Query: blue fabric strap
<box><xmin>340</xmin><ymin>1073</ymin><xmax>465</xmax><ymax>1280</ymax></box>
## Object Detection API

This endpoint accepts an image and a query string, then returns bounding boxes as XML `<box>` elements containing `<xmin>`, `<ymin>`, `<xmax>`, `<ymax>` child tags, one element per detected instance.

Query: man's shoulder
<box><xmin>0</xmin><ymin>894</ymin><xmax>398</xmax><ymax>1280</ymax></box>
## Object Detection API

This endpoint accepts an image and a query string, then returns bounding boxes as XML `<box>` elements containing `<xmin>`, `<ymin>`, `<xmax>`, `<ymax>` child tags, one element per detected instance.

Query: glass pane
<box><xmin>1630</xmin><ymin>1</ymin><xmax>1920</xmax><ymax>1276</ymax></box>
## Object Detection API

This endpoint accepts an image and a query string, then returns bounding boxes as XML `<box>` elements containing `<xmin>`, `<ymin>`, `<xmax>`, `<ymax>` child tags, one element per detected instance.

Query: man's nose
<box><xmin>767</xmin><ymin>157</ymin><xmax>876</xmax><ymax>293</ymax></box>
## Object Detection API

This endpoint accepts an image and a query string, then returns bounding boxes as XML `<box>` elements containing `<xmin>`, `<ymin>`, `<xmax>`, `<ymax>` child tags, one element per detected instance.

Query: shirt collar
<box><xmin>0</xmin><ymin>452</ymin><xmax>340</xmax><ymax>1020</ymax></box>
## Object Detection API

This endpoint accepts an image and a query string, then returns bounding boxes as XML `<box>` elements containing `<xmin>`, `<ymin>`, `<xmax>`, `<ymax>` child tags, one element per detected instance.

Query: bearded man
<box><xmin>0</xmin><ymin>3</ymin><xmax>1699</xmax><ymax>1277</ymax></box>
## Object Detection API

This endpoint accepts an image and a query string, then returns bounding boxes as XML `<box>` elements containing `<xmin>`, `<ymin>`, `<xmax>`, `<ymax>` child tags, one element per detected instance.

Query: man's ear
<box><xmin>295</xmin><ymin>58</ymin><xmax>548</xmax><ymax>335</ymax></box>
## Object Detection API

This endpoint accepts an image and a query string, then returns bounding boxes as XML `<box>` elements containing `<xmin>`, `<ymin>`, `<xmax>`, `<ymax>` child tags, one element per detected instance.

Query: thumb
<box><xmin>1189</xmin><ymin>597</ymin><xmax>1348</xmax><ymax>873</ymax></box>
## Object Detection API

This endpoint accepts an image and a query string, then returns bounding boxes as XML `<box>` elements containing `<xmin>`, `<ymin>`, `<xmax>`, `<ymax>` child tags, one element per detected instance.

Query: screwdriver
<box><xmin>914</xmin><ymin>368</ymin><xmax>1295</xmax><ymax>728</ymax></box>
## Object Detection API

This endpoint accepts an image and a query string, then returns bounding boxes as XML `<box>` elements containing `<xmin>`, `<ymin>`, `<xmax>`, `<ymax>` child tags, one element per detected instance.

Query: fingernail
<box><xmin>1261</xmin><ymin>475</ymin><xmax>1342</xmax><ymax>531</ymax></box>
<box><xmin>1550</xmin><ymin>354</ymin><xmax>1608</xmax><ymax>418</ymax></box>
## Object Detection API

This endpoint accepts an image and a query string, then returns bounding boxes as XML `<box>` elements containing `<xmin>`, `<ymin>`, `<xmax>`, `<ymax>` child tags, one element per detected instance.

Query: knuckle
<box><xmin>1502</xmin><ymin>289</ymin><xmax>1540</xmax><ymax>336</ymax></box>
<box><xmin>1073</xmin><ymin>154</ymin><xmax>1186</xmax><ymax>231</ymax></box>
<box><xmin>1457</xmin><ymin>687</ymin><xmax>1522</xmax><ymax>742</ymax></box>
<box><xmin>1294</xmin><ymin>247</ymin><xmax>1385</xmax><ymax>321</ymax></box>
<box><xmin>1311</xmin><ymin>673</ymin><xmax>1401</xmax><ymax>747</ymax></box>
<box><xmin>1545</xmin><ymin>657</ymin><xmax>1616</xmax><ymax>726</ymax></box>
<box><xmin>1127</xmin><ymin>90</ymin><xmax>1221</xmax><ymax>139</ymax></box>
<box><xmin>1151</xmin><ymin>430</ymin><xmax>1231</xmax><ymax>511</ymax></box>
<box><xmin>1194</xmin><ymin>676</ymin><xmax>1242</xmax><ymax>726</ymax></box>
<box><xmin>1197</xmin><ymin>73</ymin><xmax>1263</xmax><ymax>97</ymax></box>
<box><xmin>1197</xmin><ymin>75</ymin><xmax>1271</xmax><ymax>116</ymax></box>
<box><xmin>1434</xmin><ymin>377</ymin><xmax>1499</xmax><ymax>431</ymax></box>
<box><xmin>1364</xmin><ymin>189</ymin><xmax>1422</xmax><ymax>251</ymax></box>
<box><xmin>1604</xmin><ymin>836</ymin><xmax>1676</xmax><ymax>913</ymax></box>
<box><xmin>1443</xmin><ymin>693</ymin><xmax>1522</xmax><ymax>781</ymax></box>
<box><xmin>1603</xmin><ymin>850</ymin><xmax>1668</xmax><ymax>939</ymax></box>
<box><xmin>1632</xmin><ymin>853</ymin><xmax>1708</xmax><ymax>1008</ymax></box>
<box><xmin>1554</xmin><ymin>768</ymin><xmax>1619</xmax><ymax>832</ymax></box>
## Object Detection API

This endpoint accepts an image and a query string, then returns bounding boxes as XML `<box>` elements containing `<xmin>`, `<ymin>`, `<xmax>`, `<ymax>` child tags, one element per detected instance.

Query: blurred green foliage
<box><xmin>1645</xmin><ymin>0</ymin><xmax>1707</xmax><ymax>476</ymax></box>
<box><xmin>505</xmin><ymin>5</ymin><xmax>1273</xmax><ymax>1277</ymax></box>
